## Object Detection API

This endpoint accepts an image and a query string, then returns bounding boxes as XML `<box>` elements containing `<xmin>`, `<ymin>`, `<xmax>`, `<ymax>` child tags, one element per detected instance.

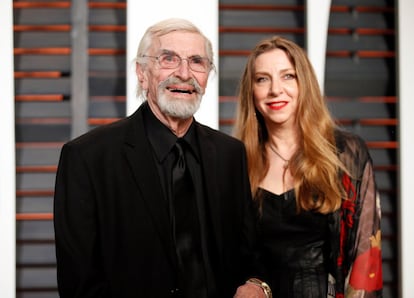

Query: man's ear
<box><xmin>136</xmin><ymin>63</ymin><xmax>148</xmax><ymax>90</ymax></box>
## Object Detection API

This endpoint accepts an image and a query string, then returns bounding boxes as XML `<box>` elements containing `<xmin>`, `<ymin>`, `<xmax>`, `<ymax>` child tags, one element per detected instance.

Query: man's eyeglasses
<box><xmin>142</xmin><ymin>53</ymin><xmax>211</xmax><ymax>73</ymax></box>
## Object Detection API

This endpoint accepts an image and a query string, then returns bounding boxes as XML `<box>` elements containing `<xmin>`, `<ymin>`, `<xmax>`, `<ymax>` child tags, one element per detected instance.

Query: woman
<box><xmin>233</xmin><ymin>36</ymin><xmax>382</xmax><ymax>297</ymax></box>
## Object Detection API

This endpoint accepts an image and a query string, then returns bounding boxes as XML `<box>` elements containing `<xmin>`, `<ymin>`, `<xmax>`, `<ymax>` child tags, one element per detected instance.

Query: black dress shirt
<box><xmin>142</xmin><ymin>103</ymin><xmax>216</xmax><ymax>297</ymax></box>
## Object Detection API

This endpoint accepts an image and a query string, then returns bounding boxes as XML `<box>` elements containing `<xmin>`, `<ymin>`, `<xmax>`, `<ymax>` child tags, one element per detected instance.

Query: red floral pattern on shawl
<box><xmin>329</xmin><ymin>130</ymin><xmax>383</xmax><ymax>297</ymax></box>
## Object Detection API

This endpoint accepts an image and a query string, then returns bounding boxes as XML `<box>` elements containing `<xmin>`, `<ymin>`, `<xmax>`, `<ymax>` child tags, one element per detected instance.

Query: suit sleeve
<box><xmin>239</xmin><ymin>144</ymin><xmax>261</xmax><ymax>280</ymax></box>
<box><xmin>54</xmin><ymin>143</ymin><xmax>108</xmax><ymax>298</ymax></box>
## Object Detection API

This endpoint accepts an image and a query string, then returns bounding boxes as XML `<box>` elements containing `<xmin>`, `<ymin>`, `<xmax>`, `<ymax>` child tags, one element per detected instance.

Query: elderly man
<box><xmin>54</xmin><ymin>18</ymin><xmax>270</xmax><ymax>298</ymax></box>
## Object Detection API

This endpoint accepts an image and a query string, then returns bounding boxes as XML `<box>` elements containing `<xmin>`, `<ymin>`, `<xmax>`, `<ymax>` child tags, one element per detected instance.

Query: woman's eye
<box><xmin>284</xmin><ymin>74</ymin><xmax>296</xmax><ymax>80</ymax></box>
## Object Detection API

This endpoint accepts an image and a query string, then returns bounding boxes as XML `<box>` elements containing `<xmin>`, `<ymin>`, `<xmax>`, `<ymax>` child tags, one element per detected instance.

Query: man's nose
<box><xmin>174</xmin><ymin>59</ymin><xmax>191</xmax><ymax>79</ymax></box>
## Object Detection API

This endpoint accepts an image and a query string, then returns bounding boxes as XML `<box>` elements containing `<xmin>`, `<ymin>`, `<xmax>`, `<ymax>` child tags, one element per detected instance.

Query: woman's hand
<box><xmin>233</xmin><ymin>282</ymin><xmax>267</xmax><ymax>298</ymax></box>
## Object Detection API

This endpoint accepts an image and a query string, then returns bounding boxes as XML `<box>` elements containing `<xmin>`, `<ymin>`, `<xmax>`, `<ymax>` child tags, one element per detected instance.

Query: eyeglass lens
<box><xmin>158</xmin><ymin>54</ymin><xmax>209</xmax><ymax>72</ymax></box>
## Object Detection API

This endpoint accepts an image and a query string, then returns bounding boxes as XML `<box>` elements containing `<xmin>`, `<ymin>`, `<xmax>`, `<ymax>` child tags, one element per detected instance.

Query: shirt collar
<box><xmin>143</xmin><ymin>102</ymin><xmax>200</xmax><ymax>162</ymax></box>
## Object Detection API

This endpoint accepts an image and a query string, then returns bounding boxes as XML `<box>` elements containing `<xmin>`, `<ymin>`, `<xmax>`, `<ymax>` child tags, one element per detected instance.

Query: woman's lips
<box><xmin>267</xmin><ymin>101</ymin><xmax>288</xmax><ymax>110</ymax></box>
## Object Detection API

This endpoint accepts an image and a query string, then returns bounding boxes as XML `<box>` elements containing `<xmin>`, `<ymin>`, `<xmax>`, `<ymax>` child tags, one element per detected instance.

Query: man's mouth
<box><xmin>166</xmin><ymin>86</ymin><xmax>195</xmax><ymax>94</ymax></box>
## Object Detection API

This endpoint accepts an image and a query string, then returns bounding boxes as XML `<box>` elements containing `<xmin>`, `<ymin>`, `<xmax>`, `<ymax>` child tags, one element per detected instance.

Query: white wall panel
<box><xmin>306</xmin><ymin>0</ymin><xmax>331</xmax><ymax>93</ymax></box>
<box><xmin>397</xmin><ymin>1</ymin><xmax>414</xmax><ymax>296</ymax></box>
<box><xmin>0</xmin><ymin>0</ymin><xmax>16</xmax><ymax>297</ymax></box>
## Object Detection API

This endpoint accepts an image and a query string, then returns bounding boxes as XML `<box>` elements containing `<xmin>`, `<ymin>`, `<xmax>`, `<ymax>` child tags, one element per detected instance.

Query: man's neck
<box><xmin>147</xmin><ymin>100</ymin><xmax>194</xmax><ymax>137</ymax></box>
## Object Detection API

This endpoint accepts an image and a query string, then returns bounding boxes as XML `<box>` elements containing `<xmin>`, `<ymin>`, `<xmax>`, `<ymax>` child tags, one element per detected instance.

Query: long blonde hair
<box><xmin>233</xmin><ymin>36</ymin><xmax>345</xmax><ymax>214</ymax></box>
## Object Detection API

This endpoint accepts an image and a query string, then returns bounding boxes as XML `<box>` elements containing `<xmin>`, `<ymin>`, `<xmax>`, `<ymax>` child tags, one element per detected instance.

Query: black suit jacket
<box><xmin>54</xmin><ymin>103</ymin><xmax>257</xmax><ymax>297</ymax></box>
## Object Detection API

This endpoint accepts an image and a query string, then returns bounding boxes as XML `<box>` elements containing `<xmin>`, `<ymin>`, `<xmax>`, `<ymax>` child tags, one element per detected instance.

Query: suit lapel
<box><xmin>122</xmin><ymin>107</ymin><xmax>176</xmax><ymax>265</ymax></box>
<box><xmin>196</xmin><ymin>125</ymin><xmax>224</xmax><ymax>255</ymax></box>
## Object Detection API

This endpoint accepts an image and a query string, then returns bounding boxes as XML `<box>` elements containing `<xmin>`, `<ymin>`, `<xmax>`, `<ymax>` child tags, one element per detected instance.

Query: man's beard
<box><xmin>157</xmin><ymin>77</ymin><xmax>203</xmax><ymax>119</ymax></box>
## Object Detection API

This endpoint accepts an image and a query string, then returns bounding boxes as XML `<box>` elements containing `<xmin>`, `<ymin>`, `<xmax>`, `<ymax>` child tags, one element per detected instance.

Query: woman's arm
<box><xmin>345</xmin><ymin>157</ymin><xmax>383</xmax><ymax>297</ymax></box>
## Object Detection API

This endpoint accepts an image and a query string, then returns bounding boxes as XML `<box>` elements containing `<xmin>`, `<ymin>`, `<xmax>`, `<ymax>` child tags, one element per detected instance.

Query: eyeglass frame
<box><xmin>141</xmin><ymin>51</ymin><xmax>213</xmax><ymax>73</ymax></box>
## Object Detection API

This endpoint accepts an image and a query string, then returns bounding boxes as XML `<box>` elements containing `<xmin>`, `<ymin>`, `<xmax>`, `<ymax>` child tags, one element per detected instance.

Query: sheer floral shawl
<box><xmin>328</xmin><ymin>129</ymin><xmax>383</xmax><ymax>298</ymax></box>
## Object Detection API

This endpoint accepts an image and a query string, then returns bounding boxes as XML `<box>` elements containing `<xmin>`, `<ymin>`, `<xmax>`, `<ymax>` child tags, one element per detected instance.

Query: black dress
<box><xmin>256</xmin><ymin>188</ymin><xmax>331</xmax><ymax>298</ymax></box>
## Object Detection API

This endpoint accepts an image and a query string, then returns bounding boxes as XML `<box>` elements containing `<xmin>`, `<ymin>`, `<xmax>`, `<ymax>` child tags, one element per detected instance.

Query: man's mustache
<box><xmin>158</xmin><ymin>76</ymin><xmax>203</xmax><ymax>95</ymax></box>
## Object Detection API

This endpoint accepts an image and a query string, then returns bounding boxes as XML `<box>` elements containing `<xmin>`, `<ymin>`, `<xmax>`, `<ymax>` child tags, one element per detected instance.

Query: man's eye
<box><xmin>163</xmin><ymin>55</ymin><xmax>175</xmax><ymax>62</ymax></box>
<box><xmin>191</xmin><ymin>57</ymin><xmax>203</xmax><ymax>64</ymax></box>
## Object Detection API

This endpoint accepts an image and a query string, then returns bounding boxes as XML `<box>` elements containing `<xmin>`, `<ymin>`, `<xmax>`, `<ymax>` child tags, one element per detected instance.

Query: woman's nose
<box><xmin>270</xmin><ymin>79</ymin><xmax>283</xmax><ymax>95</ymax></box>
